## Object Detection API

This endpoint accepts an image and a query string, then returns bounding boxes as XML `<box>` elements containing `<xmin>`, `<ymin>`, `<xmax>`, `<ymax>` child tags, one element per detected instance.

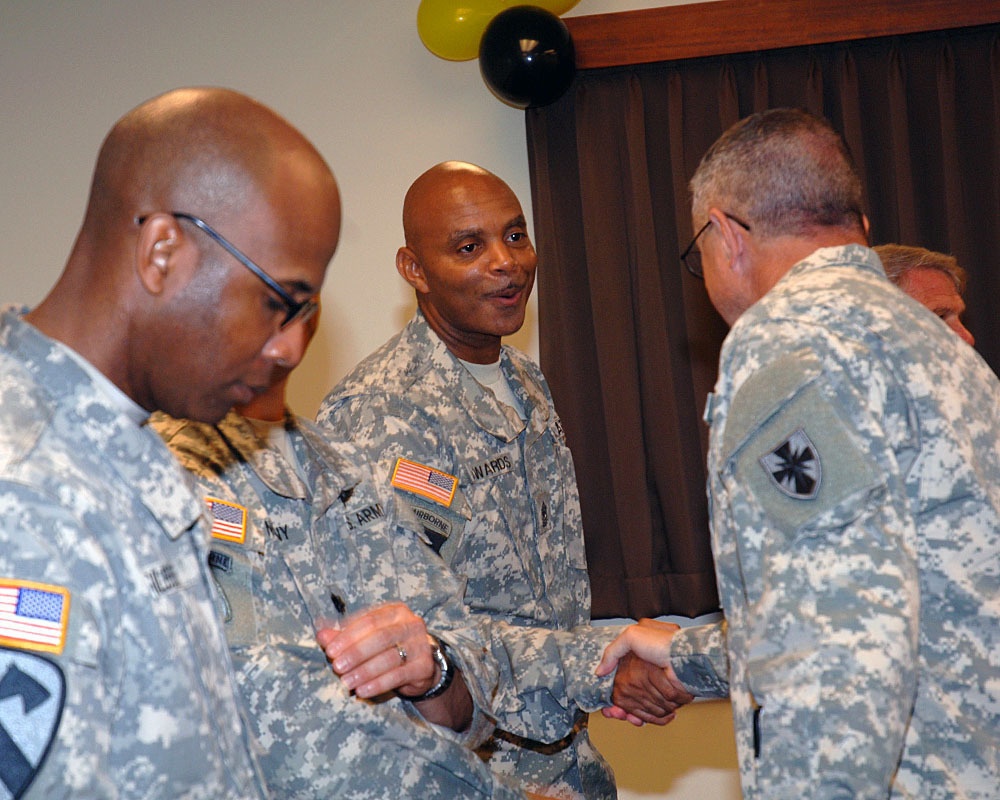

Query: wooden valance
<box><xmin>564</xmin><ymin>0</ymin><xmax>1000</xmax><ymax>69</ymax></box>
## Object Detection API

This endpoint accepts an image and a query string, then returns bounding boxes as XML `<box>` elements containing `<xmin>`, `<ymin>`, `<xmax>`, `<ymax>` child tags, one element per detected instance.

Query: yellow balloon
<box><xmin>417</xmin><ymin>0</ymin><xmax>507</xmax><ymax>61</ymax></box>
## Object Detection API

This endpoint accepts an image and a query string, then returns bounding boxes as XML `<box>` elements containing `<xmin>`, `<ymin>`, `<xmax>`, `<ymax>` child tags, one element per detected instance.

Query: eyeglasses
<box><xmin>135</xmin><ymin>212</ymin><xmax>319</xmax><ymax>329</ymax></box>
<box><xmin>680</xmin><ymin>213</ymin><xmax>751</xmax><ymax>279</ymax></box>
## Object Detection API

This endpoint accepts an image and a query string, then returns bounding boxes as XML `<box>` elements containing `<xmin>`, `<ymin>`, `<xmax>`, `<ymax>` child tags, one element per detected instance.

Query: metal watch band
<box><xmin>397</xmin><ymin>636</ymin><xmax>454</xmax><ymax>701</ymax></box>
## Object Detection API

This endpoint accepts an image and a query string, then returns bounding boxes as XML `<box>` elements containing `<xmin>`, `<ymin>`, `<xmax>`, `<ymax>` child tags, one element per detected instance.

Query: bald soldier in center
<box><xmin>319</xmin><ymin>161</ymin><xmax>693</xmax><ymax>800</ymax></box>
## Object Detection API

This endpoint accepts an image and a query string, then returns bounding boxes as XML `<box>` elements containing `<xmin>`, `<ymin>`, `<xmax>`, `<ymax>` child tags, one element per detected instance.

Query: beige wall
<box><xmin>0</xmin><ymin>1</ymin><xmax>737</xmax><ymax>796</ymax></box>
<box><xmin>591</xmin><ymin>699</ymin><xmax>738</xmax><ymax>799</ymax></box>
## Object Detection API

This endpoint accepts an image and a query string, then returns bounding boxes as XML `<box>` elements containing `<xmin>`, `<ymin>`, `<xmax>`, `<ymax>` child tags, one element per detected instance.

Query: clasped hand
<box><xmin>316</xmin><ymin>601</ymin><xmax>440</xmax><ymax>699</ymax></box>
<box><xmin>598</xmin><ymin>618</ymin><xmax>696</xmax><ymax>726</ymax></box>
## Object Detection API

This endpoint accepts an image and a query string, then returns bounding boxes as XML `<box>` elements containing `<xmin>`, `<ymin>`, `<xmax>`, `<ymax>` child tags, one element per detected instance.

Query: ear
<box><xmin>861</xmin><ymin>214</ymin><xmax>871</xmax><ymax>242</ymax></box>
<box><xmin>134</xmin><ymin>213</ymin><xmax>184</xmax><ymax>295</ymax></box>
<box><xmin>711</xmin><ymin>208</ymin><xmax>749</xmax><ymax>275</ymax></box>
<box><xmin>396</xmin><ymin>246</ymin><xmax>429</xmax><ymax>294</ymax></box>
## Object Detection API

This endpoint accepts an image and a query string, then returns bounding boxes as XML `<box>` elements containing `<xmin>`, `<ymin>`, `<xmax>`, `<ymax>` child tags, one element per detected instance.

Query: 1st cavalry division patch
<box><xmin>0</xmin><ymin>649</ymin><xmax>66</xmax><ymax>799</ymax></box>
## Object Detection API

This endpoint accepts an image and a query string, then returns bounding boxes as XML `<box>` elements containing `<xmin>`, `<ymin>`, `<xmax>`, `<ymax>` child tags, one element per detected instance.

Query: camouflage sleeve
<box><xmin>668</xmin><ymin>621</ymin><xmax>730</xmax><ymax>698</ymax></box>
<box><xmin>232</xmin><ymin>639</ymin><xmax>523</xmax><ymax>799</ymax></box>
<box><xmin>319</xmin><ymin>395</ymin><xmax>447</xmax><ymax>491</ymax></box>
<box><xmin>322</xmin><ymin>399</ymin><xmax>623</xmax><ymax>738</ymax></box>
<box><xmin>382</xmin><ymin>513</ymin><xmax>500</xmax><ymax>749</ymax></box>
<box><xmin>486</xmin><ymin>621</ymin><xmax>619</xmax><ymax>743</ymax></box>
<box><xmin>0</xmin><ymin>484</ymin><xmax>118</xmax><ymax>798</ymax></box>
<box><xmin>402</xmin><ymin>553</ymin><xmax>620</xmax><ymax>743</ymax></box>
<box><xmin>719</xmin><ymin>352</ymin><xmax>918</xmax><ymax>795</ymax></box>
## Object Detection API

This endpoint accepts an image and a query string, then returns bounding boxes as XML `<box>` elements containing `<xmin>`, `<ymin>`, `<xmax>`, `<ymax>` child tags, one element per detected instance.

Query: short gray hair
<box><xmin>690</xmin><ymin>108</ymin><xmax>865</xmax><ymax>238</ymax></box>
<box><xmin>874</xmin><ymin>243</ymin><xmax>967</xmax><ymax>294</ymax></box>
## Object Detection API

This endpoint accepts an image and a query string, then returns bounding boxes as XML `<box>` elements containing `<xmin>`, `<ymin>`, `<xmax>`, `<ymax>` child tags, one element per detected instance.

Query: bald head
<box><xmin>396</xmin><ymin>161</ymin><xmax>535</xmax><ymax>363</ymax></box>
<box><xmin>402</xmin><ymin>161</ymin><xmax>518</xmax><ymax>250</ymax></box>
<box><xmin>28</xmin><ymin>87</ymin><xmax>342</xmax><ymax>423</ymax></box>
<box><xmin>86</xmin><ymin>87</ymin><xmax>333</xmax><ymax>241</ymax></box>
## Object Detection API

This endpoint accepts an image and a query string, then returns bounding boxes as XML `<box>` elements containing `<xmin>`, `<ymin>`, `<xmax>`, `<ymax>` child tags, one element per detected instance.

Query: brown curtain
<box><xmin>525</xmin><ymin>23</ymin><xmax>1000</xmax><ymax>620</ymax></box>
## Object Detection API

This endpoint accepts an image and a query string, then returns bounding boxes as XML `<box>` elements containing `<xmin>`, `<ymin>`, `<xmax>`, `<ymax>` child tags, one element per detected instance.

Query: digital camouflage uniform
<box><xmin>666</xmin><ymin>620</ymin><xmax>729</xmax><ymax>699</ymax></box>
<box><xmin>0</xmin><ymin>308</ymin><xmax>267</xmax><ymax>799</ymax></box>
<box><xmin>704</xmin><ymin>246</ymin><xmax>1000</xmax><ymax>797</ymax></box>
<box><xmin>152</xmin><ymin>408</ymin><xmax>529</xmax><ymax>800</ymax></box>
<box><xmin>319</xmin><ymin>310</ymin><xmax>620</xmax><ymax>800</ymax></box>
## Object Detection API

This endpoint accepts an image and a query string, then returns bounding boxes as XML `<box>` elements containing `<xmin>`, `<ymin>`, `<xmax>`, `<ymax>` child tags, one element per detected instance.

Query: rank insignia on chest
<box><xmin>146</xmin><ymin>561</ymin><xmax>182</xmax><ymax>596</ymax></box>
<box><xmin>391</xmin><ymin>458</ymin><xmax>458</xmax><ymax>507</ymax></box>
<box><xmin>206</xmin><ymin>496</ymin><xmax>248</xmax><ymax>543</ymax></box>
<box><xmin>759</xmin><ymin>428</ymin><xmax>822</xmax><ymax>500</ymax></box>
<box><xmin>0</xmin><ymin>580</ymin><xmax>70</xmax><ymax>655</ymax></box>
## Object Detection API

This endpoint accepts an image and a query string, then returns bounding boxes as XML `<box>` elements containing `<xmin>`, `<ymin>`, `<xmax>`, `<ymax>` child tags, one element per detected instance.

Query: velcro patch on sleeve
<box><xmin>0</xmin><ymin>579</ymin><xmax>70</xmax><ymax>655</ymax></box>
<box><xmin>0</xmin><ymin>648</ymin><xmax>66</xmax><ymax>796</ymax></box>
<box><xmin>390</xmin><ymin>458</ymin><xmax>458</xmax><ymax>507</ymax></box>
<box><xmin>206</xmin><ymin>497</ymin><xmax>248</xmax><ymax>543</ymax></box>
<box><xmin>728</xmin><ymin>365</ymin><xmax>880</xmax><ymax>534</ymax></box>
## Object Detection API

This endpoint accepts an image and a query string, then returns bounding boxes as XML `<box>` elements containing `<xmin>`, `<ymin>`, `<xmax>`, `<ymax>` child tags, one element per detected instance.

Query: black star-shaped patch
<box><xmin>759</xmin><ymin>428</ymin><xmax>822</xmax><ymax>499</ymax></box>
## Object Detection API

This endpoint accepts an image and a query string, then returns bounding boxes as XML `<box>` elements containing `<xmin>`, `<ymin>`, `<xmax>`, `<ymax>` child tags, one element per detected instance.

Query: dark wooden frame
<box><xmin>565</xmin><ymin>0</ymin><xmax>1000</xmax><ymax>69</ymax></box>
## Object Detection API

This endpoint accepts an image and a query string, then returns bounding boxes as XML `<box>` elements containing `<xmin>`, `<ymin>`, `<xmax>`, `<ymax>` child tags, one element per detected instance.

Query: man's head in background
<box><xmin>875</xmin><ymin>244</ymin><xmax>974</xmax><ymax>346</ymax></box>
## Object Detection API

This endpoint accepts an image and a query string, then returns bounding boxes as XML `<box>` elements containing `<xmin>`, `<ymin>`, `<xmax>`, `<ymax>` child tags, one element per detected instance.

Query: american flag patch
<box><xmin>207</xmin><ymin>497</ymin><xmax>248</xmax><ymax>543</ymax></box>
<box><xmin>391</xmin><ymin>458</ymin><xmax>458</xmax><ymax>507</ymax></box>
<box><xmin>0</xmin><ymin>580</ymin><xmax>70</xmax><ymax>654</ymax></box>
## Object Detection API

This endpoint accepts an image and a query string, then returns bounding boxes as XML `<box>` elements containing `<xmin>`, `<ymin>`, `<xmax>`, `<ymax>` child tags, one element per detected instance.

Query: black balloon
<box><xmin>479</xmin><ymin>5</ymin><xmax>575</xmax><ymax>109</ymax></box>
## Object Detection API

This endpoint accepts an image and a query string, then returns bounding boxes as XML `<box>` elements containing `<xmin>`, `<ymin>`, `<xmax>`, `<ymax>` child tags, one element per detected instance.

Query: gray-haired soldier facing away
<box><xmin>599</xmin><ymin>108</ymin><xmax>1000</xmax><ymax>797</ymax></box>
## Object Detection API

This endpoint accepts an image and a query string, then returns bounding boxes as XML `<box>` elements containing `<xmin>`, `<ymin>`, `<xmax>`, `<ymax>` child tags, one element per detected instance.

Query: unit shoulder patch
<box><xmin>727</xmin><ymin>369</ymin><xmax>882</xmax><ymax>536</ymax></box>
<box><xmin>0</xmin><ymin>649</ymin><xmax>65</xmax><ymax>798</ymax></box>
<box><xmin>759</xmin><ymin>428</ymin><xmax>822</xmax><ymax>500</ymax></box>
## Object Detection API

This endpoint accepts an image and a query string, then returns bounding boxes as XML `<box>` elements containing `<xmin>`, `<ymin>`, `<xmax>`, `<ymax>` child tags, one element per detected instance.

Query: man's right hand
<box><xmin>597</xmin><ymin>618</ymin><xmax>695</xmax><ymax>726</ymax></box>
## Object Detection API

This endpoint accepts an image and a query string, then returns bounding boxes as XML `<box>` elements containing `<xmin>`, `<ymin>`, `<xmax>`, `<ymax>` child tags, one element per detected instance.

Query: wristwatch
<box><xmin>398</xmin><ymin>636</ymin><xmax>454</xmax><ymax>701</ymax></box>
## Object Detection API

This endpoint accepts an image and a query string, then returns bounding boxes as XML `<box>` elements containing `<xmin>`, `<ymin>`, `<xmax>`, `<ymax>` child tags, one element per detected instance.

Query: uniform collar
<box><xmin>1</xmin><ymin>308</ymin><xmax>202</xmax><ymax>540</ymax></box>
<box><xmin>410</xmin><ymin>310</ymin><xmax>536</xmax><ymax>442</ymax></box>
<box><xmin>215</xmin><ymin>410</ymin><xmax>310</xmax><ymax>500</ymax></box>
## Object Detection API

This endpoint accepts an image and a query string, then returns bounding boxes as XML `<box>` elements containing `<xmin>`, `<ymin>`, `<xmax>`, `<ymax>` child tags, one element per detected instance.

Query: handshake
<box><xmin>597</xmin><ymin>618</ymin><xmax>697</xmax><ymax>726</ymax></box>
